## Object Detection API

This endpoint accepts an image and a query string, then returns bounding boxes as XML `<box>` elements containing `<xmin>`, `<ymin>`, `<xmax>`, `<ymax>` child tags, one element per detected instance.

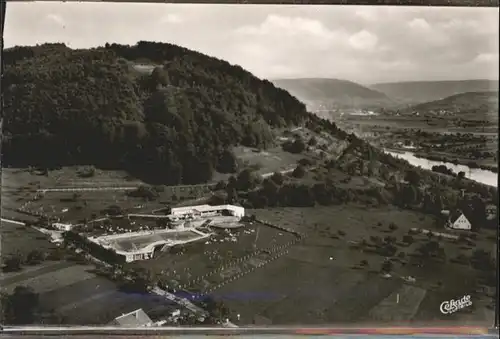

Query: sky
<box><xmin>5</xmin><ymin>3</ymin><xmax>499</xmax><ymax>84</ymax></box>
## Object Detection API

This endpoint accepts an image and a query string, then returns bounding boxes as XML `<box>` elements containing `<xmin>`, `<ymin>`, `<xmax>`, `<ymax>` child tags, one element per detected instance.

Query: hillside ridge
<box><xmin>272</xmin><ymin>78</ymin><xmax>393</xmax><ymax>110</ymax></box>
<box><xmin>371</xmin><ymin>79</ymin><xmax>499</xmax><ymax>105</ymax></box>
<box><xmin>2</xmin><ymin>41</ymin><xmax>311</xmax><ymax>185</ymax></box>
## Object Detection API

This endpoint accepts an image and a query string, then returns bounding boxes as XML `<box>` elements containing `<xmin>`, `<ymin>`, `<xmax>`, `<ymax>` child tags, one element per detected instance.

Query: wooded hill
<box><xmin>272</xmin><ymin>78</ymin><xmax>394</xmax><ymax>110</ymax></box>
<box><xmin>371</xmin><ymin>79</ymin><xmax>499</xmax><ymax>105</ymax></box>
<box><xmin>405</xmin><ymin>91</ymin><xmax>499</xmax><ymax>120</ymax></box>
<box><xmin>3</xmin><ymin>42</ymin><xmax>310</xmax><ymax>184</ymax></box>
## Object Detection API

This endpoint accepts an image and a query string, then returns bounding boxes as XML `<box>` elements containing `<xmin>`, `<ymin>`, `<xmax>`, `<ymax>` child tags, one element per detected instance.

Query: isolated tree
<box><xmin>120</xmin><ymin>267</ymin><xmax>156</xmax><ymax>293</ymax></box>
<box><xmin>215</xmin><ymin>180</ymin><xmax>227</xmax><ymax>190</ymax></box>
<box><xmin>153</xmin><ymin>185</ymin><xmax>166</xmax><ymax>193</ymax></box>
<box><xmin>470</xmin><ymin>249</ymin><xmax>495</xmax><ymax>271</ymax></box>
<box><xmin>308</xmin><ymin>136</ymin><xmax>318</xmax><ymax>146</ymax></box>
<box><xmin>26</xmin><ymin>250</ymin><xmax>45</xmax><ymax>265</ymax></box>
<box><xmin>298</xmin><ymin>158</ymin><xmax>313</xmax><ymax>167</ymax></box>
<box><xmin>292</xmin><ymin>165</ymin><xmax>306</xmax><ymax>178</ymax></box>
<box><xmin>156</xmin><ymin>219</ymin><xmax>168</xmax><ymax>228</ymax></box>
<box><xmin>283</xmin><ymin>138</ymin><xmax>306</xmax><ymax>154</ymax></box>
<box><xmin>270</xmin><ymin>172</ymin><xmax>285</xmax><ymax>186</ymax></box>
<box><xmin>384</xmin><ymin>236</ymin><xmax>396</xmax><ymax>244</ymax></box>
<box><xmin>236</xmin><ymin>168</ymin><xmax>258</xmax><ymax>191</ymax></box>
<box><xmin>40</xmin><ymin>309</ymin><xmax>68</xmax><ymax>325</ymax></box>
<box><xmin>48</xmin><ymin>247</ymin><xmax>67</xmax><ymax>261</ymax></box>
<box><xmin>405</xmin><ymin>169</ymin><xmax>421</xmax><ymax>186</ymax></box>
<box><xmin>417</xmin><ymin>241</ymin><xmax>440</xmax><ymax>258</ymax></box>
<box><xmin>402</xmin><ymin>235</ymin><xmax>414</xmax><ymax>244</ymax></box>
<box><xmin>217</xmin><ymin>149</ymin><xmax>239</xmax><ymax>174</ymax></box>
<box><xmin>381</xmin><ymin>260</ymin><xmax>393</xmax><ymax>273</ymax></box>
<box><xmin>203</xmin><ymin>296</ymin><xmax>230</xmax><ymax>323</ymax></box>
<box><xmin>3</xmin><ymin>286</ymin><xmax>40</xmax><ymax>324</ymax></box>
<box><xmin>227</xmin><ymin>187</ymin><xmax>238</xmax><ymax>204</ymax></box>
<box><xmin>388</xmin><ymin>222</ymin><xmax>398</xmax><ymax>231</ymax></box>
<box><xmin>3</xmin><ymin>254</ymin><xmax>23</xmax><ymax>272</ymax></box>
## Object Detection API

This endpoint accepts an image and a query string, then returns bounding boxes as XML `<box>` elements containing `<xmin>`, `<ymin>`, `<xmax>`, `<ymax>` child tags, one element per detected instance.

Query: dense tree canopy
<box><xmin>3</xmin><ymin>42</ymin><xmax>309</xmax><ymax>184</ymax></box>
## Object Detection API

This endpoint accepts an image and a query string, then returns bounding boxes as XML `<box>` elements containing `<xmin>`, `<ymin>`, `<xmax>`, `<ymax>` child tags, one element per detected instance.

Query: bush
<box><xmin>381</xmin><ymin>260</ymin><xmax>393</xmax><ymax>273</ymax></box>
<box><xmin>26</xmin><ymin>250</ymin><xmax>46</xmax><ymax>265</ymax></box>
<box><xmin>308</xmin><ymin>137</ymin><xmax>318</xmax><ymax>146</ymax></box>
<box><xmin>298</xmin><ymin>158</ymin><xmax>314</xmax><ymax>167</ymax></box>
<box><xmin>153</xmin><ymin>185</ymin><xmax>166</xmax><ymax>193</ymax></box>
<box><xmin>78</xmin><ymin>166</ymin><xmax>96</xmax><ymax>178</ymax></box>
<box><xmin>282</xmin><ymin>138</ymin><xmax>306</xmax><ymax>154</ymax></box>
<box><xmin>3</xmin><ymin>255</ymin><xmax>23</xmax><ymax>272</ymax></box>
<box><xmin>292</xmin><ymin>165</ymin><xmax>306</xmax><ymax>178</ymax></box>
<box><xmin>128</xmin><ymin>185</ymin><xmax>159</xmax><ymax>201</ymax></box>
<box><xmin>402</xmin><ymin>235</ymin><xmax>414</xmax><ymax>244</ymax></box>
<box><xmin>270</xmin><ymin>172</ymin><xmax>285</xmax><ymax>186</ymax></box>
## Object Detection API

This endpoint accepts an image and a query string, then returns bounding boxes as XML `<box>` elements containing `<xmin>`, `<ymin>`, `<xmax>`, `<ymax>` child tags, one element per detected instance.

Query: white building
<box><xmin>169</xmin><ymin>204</ymin><xmax>244</xmax><ymax>220</ymax></box>
<box><xmin>52</xmin><ymin>223</ymin><xmax>74</xmax><ymax>231</ymax></box>
<box><xmin>111</xmin><ymin>308</ymin><xmax>153</xmax><ymax>327</ymax></box>
<box><xmin>448</xmin><ymin>212</ymin><xmax>472</xmax><ymax>231</ymax></box>
<box><xmin>90</xmin><ymin>228</ymin><xmax>211</xmax><ymax>263</ymax></box>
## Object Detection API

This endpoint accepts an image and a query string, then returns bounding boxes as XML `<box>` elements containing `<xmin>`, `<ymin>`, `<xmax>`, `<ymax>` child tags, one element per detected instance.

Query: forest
<box><xmin>3</xmin><ymin>42</ymin><xmax>309</xmax><ymax>184</ymax></box>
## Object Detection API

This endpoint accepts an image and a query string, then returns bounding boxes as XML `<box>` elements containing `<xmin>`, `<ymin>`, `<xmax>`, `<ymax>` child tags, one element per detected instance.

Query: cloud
<box><xmin>46</xmin><ymin>14</ymin><xmax>65</xmax><ymax>26</ymax></box>
<box><xmin>354</xmin><ymin>7</ymin><xmax>377</xmax><ymax>22</ymax></box>
<box><xmin>408</xmin><ymin>18</ymin><xmax>431</xmax><ymax>31</ymax></box>
<box><xmin>235</xmin><ymin>14</ymin><xmax>335</xmax><ymax>41</ymax></box>
<box><xmin>473</xmin><ymin>53</ymin><xmax>499</xmax><ymax>63</ymax></box>
<box><xmin>348</xmin><ymin>30</ymin><xmax>378</xmax><ymax>51</ymax></box>
<box><xmin>4</xmin><ymin>4</ymin><xmax>499</xmax><ymax>83</ymax></box>
<box><xmin>160</xmin><ymin>14</ymin><xmax>183</xmax><ymax>24</ymax></box>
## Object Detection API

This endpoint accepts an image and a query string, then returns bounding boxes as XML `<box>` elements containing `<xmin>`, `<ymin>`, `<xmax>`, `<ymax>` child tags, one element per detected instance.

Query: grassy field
<box><xmin>1</xmin><ymin>166</ymin><xmax>211</xmax><ymax>228</ymax></box>
<box><xmin>193</xmin><ymin>205</ymin><xmax>497</xmax><ymax>325</ymax></box>
<box><xmin>134</xmin><ymin>222</ymin><xmax>297</xmax><ymax>293</ymax></box>
<box><xmin>342</xmin><ymin>115</ymin><xmax>498</xmax><ymax>135</ymax></box>
<box><xmin>1</xmin><ymin>220</ymin><xmax>56</xmax><ymax>258</ymax></box>
<box><xmin>1</xmin><ymin>167</ymin><xmax>183</xmax><ymax>325</ymax></box>
<box><xmin>0</xmin><ymin>259</ymin><xmax>176</xmax><ymax>324</ymax></box>
<box><xmin>2</xmin><ymin>166</ymin><xmax>214</xmax><ymax>227</ymax></box>
<box><xmin>212</xmin><ymin>146</ymin><xmax>307</xmax><ymax>182</ymax></box>
<box><xmin>2</xmin><ymin>160</ymin><xmax>495</xmax><ymax>326</ymax></box>
<box><xmin>1</xmin><ymin>167</ymin><xmax>135</xmax><ymax>219</ymax></box>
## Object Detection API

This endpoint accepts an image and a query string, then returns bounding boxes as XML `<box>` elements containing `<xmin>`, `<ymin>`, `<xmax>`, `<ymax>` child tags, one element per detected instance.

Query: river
<box><xmin>384</xmin><ymin>150</ymin><xmax>498</xmax><ymax>187</ymax></box>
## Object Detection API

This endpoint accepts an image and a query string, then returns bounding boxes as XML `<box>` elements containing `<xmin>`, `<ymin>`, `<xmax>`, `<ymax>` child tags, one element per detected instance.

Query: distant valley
<box><xmin>370</xmin><ymin>79</ymin><xmax>499</xmax><ymax>105</ymax></box>
<box><xmin>272</xmin><ymin>78</ymin><xmax>395</xmax><ymax>111</ymax></box>
<box><xmin>402</xmin><ymin>91</ymin><xmax>499</xmax><ymax>121</ymax></box>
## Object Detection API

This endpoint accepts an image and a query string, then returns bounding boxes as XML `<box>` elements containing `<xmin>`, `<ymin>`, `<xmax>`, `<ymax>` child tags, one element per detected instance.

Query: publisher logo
<box><xmin>440</xmin><ymin>295</ymin><xmax>472</xmax><ymax>314</ymax></box>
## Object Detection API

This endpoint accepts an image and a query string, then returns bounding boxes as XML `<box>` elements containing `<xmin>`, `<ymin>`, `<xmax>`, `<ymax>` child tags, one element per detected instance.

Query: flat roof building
<box><xmin>52</xmin><ymin>223</ymin><xmax>74</xmax><ymax>231</ymax></box>
<box><xmin>170</xmin><ymin>204</ymin><xmax>244</xmax><ymax>219</ymax></box>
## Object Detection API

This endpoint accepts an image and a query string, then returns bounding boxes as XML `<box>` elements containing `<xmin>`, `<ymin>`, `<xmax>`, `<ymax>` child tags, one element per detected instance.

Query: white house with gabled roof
<box><xmin>447</xmin><ymin>211</ymin><xmax>472</xmax><ymax>231</ymax></box>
